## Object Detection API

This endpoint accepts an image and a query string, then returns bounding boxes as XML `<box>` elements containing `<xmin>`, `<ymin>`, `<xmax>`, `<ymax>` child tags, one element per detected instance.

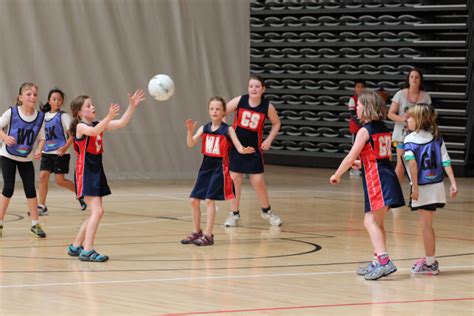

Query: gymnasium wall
<box><xmin>0</xmin><ymin>0</ymin><xmax>249</xmax><ymax>179</ymax></box>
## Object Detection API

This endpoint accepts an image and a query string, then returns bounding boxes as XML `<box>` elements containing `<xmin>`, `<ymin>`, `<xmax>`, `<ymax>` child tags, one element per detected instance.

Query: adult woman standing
<box><xmin>388</xmin><ymin>68</ymin><xmax>431</xmax><ymax>181</ymax></box>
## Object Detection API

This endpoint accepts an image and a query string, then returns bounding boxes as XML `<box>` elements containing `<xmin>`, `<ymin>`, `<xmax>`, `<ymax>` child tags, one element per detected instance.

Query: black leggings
<box><xmin>2</xmin><ymin>156</ymin><xmax>36</xmax><ymax>198</ymax></box>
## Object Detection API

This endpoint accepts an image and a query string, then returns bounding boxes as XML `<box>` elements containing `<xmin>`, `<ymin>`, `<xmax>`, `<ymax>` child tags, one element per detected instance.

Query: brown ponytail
<box><xmin>69</xmin><ymin>95</ymin><xmax>89</xmax><ymax>138</ymax></box>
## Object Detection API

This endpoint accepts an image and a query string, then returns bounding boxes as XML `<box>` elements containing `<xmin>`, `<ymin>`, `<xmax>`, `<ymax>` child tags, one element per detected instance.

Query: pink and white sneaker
<box><xmin>411</xmin><ymin>258</ymin><xmax>439</xmax><ymax>275</ymax></box>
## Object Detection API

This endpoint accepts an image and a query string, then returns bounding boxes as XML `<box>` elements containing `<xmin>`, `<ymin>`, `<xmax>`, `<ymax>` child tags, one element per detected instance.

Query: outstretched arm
<box><xmin>185</xmin><ymin>119</ymin><xmax>203</xmax><ymax>148</ymax></box>
<box><xmin>228</xmin><ymin>126</ymin><xmax>255</xmax><ymax>154</ymax></box>
<box><xmin>330</xmin><ymin>127</ymin><xmax>368</xmax><ymax>184</ymax></box>
<box><xmin>107</xmin><ymin>89</ymin><xmax>145</xmax><ymax>131</ymax></box>
<box><xmin>78</xmin><ymin>104</ymin><xmax>120</xmax><ymax>137</ymax></box>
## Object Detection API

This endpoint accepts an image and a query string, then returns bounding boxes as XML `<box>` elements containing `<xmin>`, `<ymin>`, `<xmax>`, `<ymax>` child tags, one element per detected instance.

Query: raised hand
<box><xmin>108</xmin><ymin>103</ymin><xmax>120</xmax><ymax>119</ymax></box>
<box><xmin>185</xmin><ymin>119</ymin><xmax>197</xmax><ymax>132</ymax></box>
<box><xmin>128</xmin><ymin>89</ymin><xmax>146</xmax><ymax>108</ymax></box>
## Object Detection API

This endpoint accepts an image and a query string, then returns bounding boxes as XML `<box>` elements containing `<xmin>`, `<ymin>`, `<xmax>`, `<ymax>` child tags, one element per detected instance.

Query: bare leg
<box><xmin>204</xmin><ymin>199</ymin><xmax>216</xmax><ymax>236</ymax></box>
<box><xmin>419</xmin><ymin>210</ymin><xmax>435</xmax><ymax>257</ymax></box>
<box><xmin>72</xmin><ymin>218</ymin><xmax>90</xmax><ymax>247</ymax></box>
<box><xmin>26</xmin><ymin>197</ymin><xmax>40</xmax><ymax>221</ymax></box>
<box><xmin>249</xmin><ymin>173</ymin><xmax>270</xmax><ymax>208</ymax></box>
<box><xmin>0</xmin><ymin>195</ymin><xmax>11</xmax><ymax>221</ymax></box>
<box><xmin>55</xmin><ymin>174</ymin><xmax>76</xmax><ymax>193</ymax></box>
<box><xmin>190</xmin><ymin>198</ymin><xmax>201</xmax><ymax>233</ymax></box>
<box><xmin>38</xmin><ymin>170</ymin><xmax>51</xmax><ymax>206</ymax></box>
<box><xmin>230</xmin><ymin>172</ymin><xmax>243</xmax><ymax>211</ymax></box>
<box><xmin>82</xmin><ymin>196</ymin><xmax>104</xmax><ymax>251</ymax></box>
<box><xmin>364</xmin><ymin>206</ymin><xmax>389</xmax><ymax>255</ymax></box>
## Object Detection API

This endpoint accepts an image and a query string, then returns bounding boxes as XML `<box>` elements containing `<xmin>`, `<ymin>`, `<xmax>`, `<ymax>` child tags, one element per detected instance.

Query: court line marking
<box><xmin>162</xmin><ymin>297</ymin><xmax>474</xmax><ymax>315</ymax></box>
<box><xmin>0</xmin><ymin>265</ymin><xmax>472</xmax><ymax>289</ymax></box>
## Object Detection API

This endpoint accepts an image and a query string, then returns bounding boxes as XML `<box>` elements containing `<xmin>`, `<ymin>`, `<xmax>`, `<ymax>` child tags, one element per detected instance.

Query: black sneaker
<box><xmin>30</xmin><ymin>224</ymin><xmax>46</xmax><ymax>238</ymax></box>
<box><xmin>79</xmin><ymin>249</ymin><xmax>109</xmax><ymax>262</ymax></box>
<box><xmin>78</xmin><ymin>197</ymin><xmax>87</xmax><ymax>211</ymax></box>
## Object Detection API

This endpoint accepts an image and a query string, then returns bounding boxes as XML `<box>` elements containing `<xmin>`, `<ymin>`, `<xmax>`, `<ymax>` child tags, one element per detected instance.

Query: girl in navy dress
<box><xmin>182</xmin><ymin>96</ymin><xmax>255</xmax><ymax>246</ymax></box>
<box><xmin>37</xmin><ymin>88</ymin><xmax>87</xmax><ymax>216</ymax></box>
<box><xmin>0</xmin><ymin>82</ymin><xmax>46</xmax><ymax>238</ymax></box>
<box><xmin>224</xmin><ymin>75</ymin><xmax>282</xmax><ymax>227</ymax></box>
<box><xmin>330</xmin><ymin>90</ymin><xmax>405</xmax><ymax>281</ymax></box>
<box><xmin>67</xmin><ymin>89</ymin><xmax>145</xmax><ymax>262</ymax></box>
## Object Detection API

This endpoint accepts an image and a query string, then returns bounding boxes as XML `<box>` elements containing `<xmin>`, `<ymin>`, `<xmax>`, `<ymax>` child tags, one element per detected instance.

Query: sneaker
<box><xmin>67</xmin><ymin>244</ymin><xmax>84</xmax><ymax>257</ymax></box>
<box><xmin>181</xmin><ymin>231</ymin><xmax>202</xmax><ymax>244</ymax></box>
<box><xmin>261</xmin><ymin>210</ymin><xmax>282</xmax><ymax>226</ymax></box>
<box><xmin>356</xmin><ymin>261</ymin><xmax>376</xmax><ymax>275</ymax></box>
<box><xmin>79</xmin><ymin>249</ymin><xmax>109</xmax><ymax>262</ymax></box>
<box><xmin>30</xmin><ymin>224</ymin><xmax>46</xmax><ymax>238</ymax></box>
<box><xmin>364</xmin><ymin>260</ymin><xmax>397</xmax><ymax>280</ymax></box>
<box><xmin>0</xmin><ymin>225</ymin><xmax>3</xmax><ymax>237</ymax></box>
<box><xmin>224</xmin><ymin>212</ymin><xmax>240</xmax><ymax>227</ymax></box>
<box><xmin>78</xmin><ymin>197</ymin><xmax>87</xmax><ymax>211</ymax></box>
<box><xmin>28</xmin><ymin>205</ymin><xmax>48</xmax><ymax>216</ymax></box>
<box><xmin>192</xmin><ymin>234</ymin><xmax>214</xmax><ymax>246</ymax></box>
<box><xmin>411</xmin><ymin>258</ymin><xmax>439</xmax><ymax>275</ymax></box>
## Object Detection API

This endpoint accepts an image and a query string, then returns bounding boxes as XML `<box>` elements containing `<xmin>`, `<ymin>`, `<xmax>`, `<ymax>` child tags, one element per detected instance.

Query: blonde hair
<box><xmin>16</xmin><ymin>82</ymin><xmax>38</xmax><ymax>106</ymax></box>
<box><xmin>357</xmin><ymin>89</ymin><xmax>386</xmax><ymax>122</ymax></box>
<box><xmin>407</xmin><ymin>103</ymin><xmax>440</xmax><ymax>139</ymax></box>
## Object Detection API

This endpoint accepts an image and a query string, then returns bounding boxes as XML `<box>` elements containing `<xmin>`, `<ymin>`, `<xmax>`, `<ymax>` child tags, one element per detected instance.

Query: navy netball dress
<box><xmin>230</xmin><ymin>94</ymin><xmax>268</xmax><ymax>174</ymax></box>
<box><xmin>360</xmin><ymin>121</ymin><xmax>405</xmax><ymax>212</ymax></box>
<box><xmin>74</xmin><ymin>122</ymin><xmax>111</xmax><ymax>198</ymax></box>
<box><xmin>190</xmin><ymin>122</ymin><xmax>234</xmax><ymax>201</ymax></box>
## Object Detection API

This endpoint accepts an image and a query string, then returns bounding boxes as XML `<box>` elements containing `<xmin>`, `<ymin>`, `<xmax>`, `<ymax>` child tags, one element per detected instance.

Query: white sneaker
<box><xmin>349</xmin><ymin>168</ymin><xmax>361</xmax><ymax>176</ymax></box>
<box><xmin>224</xmin><ymin>212</ymin><xmax>240</xmax><ymax>227</ymax></box>
<box><xmin>261</xmin><ymin>210</ymin><xmax>282</xmax><ymax>226</ymax></box>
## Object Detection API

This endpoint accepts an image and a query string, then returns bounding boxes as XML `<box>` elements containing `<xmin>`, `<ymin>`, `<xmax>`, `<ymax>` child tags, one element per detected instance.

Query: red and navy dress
<box><xmin>360</xmin><ymin>121</ymin><xmax>405</xmax><ymax>212</ymax></box>
<box><xmin>74</xmin><ymin>122</ymin><xmax>111</xmax><ymax>198</ymax></box>
<box><xmin>190</xmin><ymin>122</ymin><xmax>234</xmax><ymax>201</ymax></box>
<box><xmin>230</xmin><ymin>94</ymin><xmax>268</xmax><ymax>174</ymax></box>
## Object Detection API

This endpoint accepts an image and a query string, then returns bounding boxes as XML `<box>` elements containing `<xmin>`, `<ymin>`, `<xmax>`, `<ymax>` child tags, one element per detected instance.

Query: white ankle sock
<box><xmin>32</xmin><ymin>220</ymin><xmax>39</xmax><ymax>226</ymax></box>
<box><xmin>426</xmin><ymin>256</ymin><xmax>435</xmax><ymax>265</ymax></box>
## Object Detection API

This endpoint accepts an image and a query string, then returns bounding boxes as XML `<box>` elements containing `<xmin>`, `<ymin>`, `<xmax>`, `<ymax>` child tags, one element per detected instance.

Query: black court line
<box><xmin>0</xmin><ymin>238</ymin><xmax>321</xmax><ymax>262</ymax></box>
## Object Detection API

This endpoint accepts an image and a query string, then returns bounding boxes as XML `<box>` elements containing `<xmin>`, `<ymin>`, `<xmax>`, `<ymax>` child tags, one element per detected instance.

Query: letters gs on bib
<box><xmin>236</xmin><ymin>109</ymin><xmax>265</xmax><ymax>131</ymax></box>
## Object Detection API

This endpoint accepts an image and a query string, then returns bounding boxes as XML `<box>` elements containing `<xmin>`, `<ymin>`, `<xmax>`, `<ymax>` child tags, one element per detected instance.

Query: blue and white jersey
<box><xmin>43</xmin><ymin>111</ymin><xmax>71</xmax><ymax>154</ymax></box>
<box><xmin>404</xmin><ymin>130</ymin><xmax>451</xmax><ymax>207</ymax></box>
<box><xmin>0</xmin><ymin>106</ymin><xmax>45</xmax><ymax>161</ymax></box>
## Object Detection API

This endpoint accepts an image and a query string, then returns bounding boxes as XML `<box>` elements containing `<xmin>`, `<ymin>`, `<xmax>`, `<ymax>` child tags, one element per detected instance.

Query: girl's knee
<box><xmin>190</xmin><ymin>198</ymin><xmax>200</xmax><ymax>207</ymax></box>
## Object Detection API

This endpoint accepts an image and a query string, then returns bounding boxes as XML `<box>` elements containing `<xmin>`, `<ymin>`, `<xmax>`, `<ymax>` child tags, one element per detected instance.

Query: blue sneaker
<box><xmin>364</xmin><ymin>260</ymin><xmax>397</xmax><ymax>280</ymax></box>
<box><xmin>79</xmin><ymin>249</ymin><xmax>109</xmax><ymax>262</ymax></box>
<box><xmin>67</xmin><ymin>244</ymin><xmax>84</xmax><ymax>257</ymax></box>
<box><xmin>356</xmin><ymin>261</ymin><xmax>376</xmax><ymax>275</ymax></box>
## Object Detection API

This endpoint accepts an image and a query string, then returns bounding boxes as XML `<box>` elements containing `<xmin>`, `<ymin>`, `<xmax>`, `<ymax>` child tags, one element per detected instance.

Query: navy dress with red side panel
<box><xmin>74</xmin><ymin>121</ymin><xmax>111</xmax><ymax>198</ymax></box>
<box><xmin>230</xmin><ymin>94</ymin><xmax>269</xmax><ymax>174</ymax></box>
<box><xmin>190</xmin><ymin>122</ymin><xmax>234</xmax><ymax>201</ymax></box>
<box><xmin>360</xmin><ymin>121</ymin><xmax>405</xmax><ymax>212</ymax></box>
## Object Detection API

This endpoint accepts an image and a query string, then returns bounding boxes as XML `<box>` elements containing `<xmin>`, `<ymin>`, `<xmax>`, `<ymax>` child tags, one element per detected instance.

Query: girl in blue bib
<box><xmin>0</xmin><ymin>83</ymin><xmax>47</xmax><ymax>238</ymax></box>
<box><xmin>404</xmin><ymin>103</ymin><xmax>458</xmax><ymax>275</ymax></box>
<box><xmin>182</xmin><ymin>96</ymin><xmax>254</xmax><ymax>246</ymax></box>
<box><xmin>37</xmin><ymin>88</ymin><xmax>87</xmax><ymax>216</ymax></box>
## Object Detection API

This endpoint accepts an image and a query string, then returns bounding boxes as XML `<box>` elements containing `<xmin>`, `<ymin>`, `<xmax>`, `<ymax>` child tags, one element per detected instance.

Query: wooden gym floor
<box><xmin>0</xmin><ymin>165</ymin><xmax>473</xmax><ymax>315</ymax></box>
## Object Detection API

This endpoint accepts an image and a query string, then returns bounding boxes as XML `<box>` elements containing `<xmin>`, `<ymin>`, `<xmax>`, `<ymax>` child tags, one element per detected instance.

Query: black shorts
<box><xmin>40</xmin><ymin>154</ymin><xmax>70</xmax><ymax>174</ymax></box>
<box><xmin>410</xmin><ymin>203</ymin><xmax>445</xmax><ymax>212</ymax></box>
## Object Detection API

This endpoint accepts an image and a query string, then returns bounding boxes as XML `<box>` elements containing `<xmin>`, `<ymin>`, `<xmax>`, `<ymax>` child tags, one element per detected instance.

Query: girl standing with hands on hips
<box><xmin>182</xmin><ymin>97</ymin><xmax>255</xmax><ymax>246</ymax></box>
<box><xmin>224</xmin><ymin>75</ymin><xmax>282</xmax><ymax>227</ymax></box>
<box><xmin>404</xmin><ymin>103</ymin><xmax>457</xmax><ymax>275</ymax></box>
<box><xmin>0</xmin><ymin>83</ymin><xmax>46</xmax><ymax>238</ymax></box>
<box><xmin>38</xmin><ymin>88</ymin><xmax>87</xmax><ymax>216</ymax></box>
<box><xmin>330</xmin><ymin>90</ymin><xmax>405</xmax><ymax>281</ymax></box>
<box><xmin>388</xmin><ymin>68</ymin><xmax>431</xmax><ymax>182</ymax></box>
<box><xmin>67</xmin><ymin>89</ymin><xmax>145</xmax><ymax>262</ymax></box>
